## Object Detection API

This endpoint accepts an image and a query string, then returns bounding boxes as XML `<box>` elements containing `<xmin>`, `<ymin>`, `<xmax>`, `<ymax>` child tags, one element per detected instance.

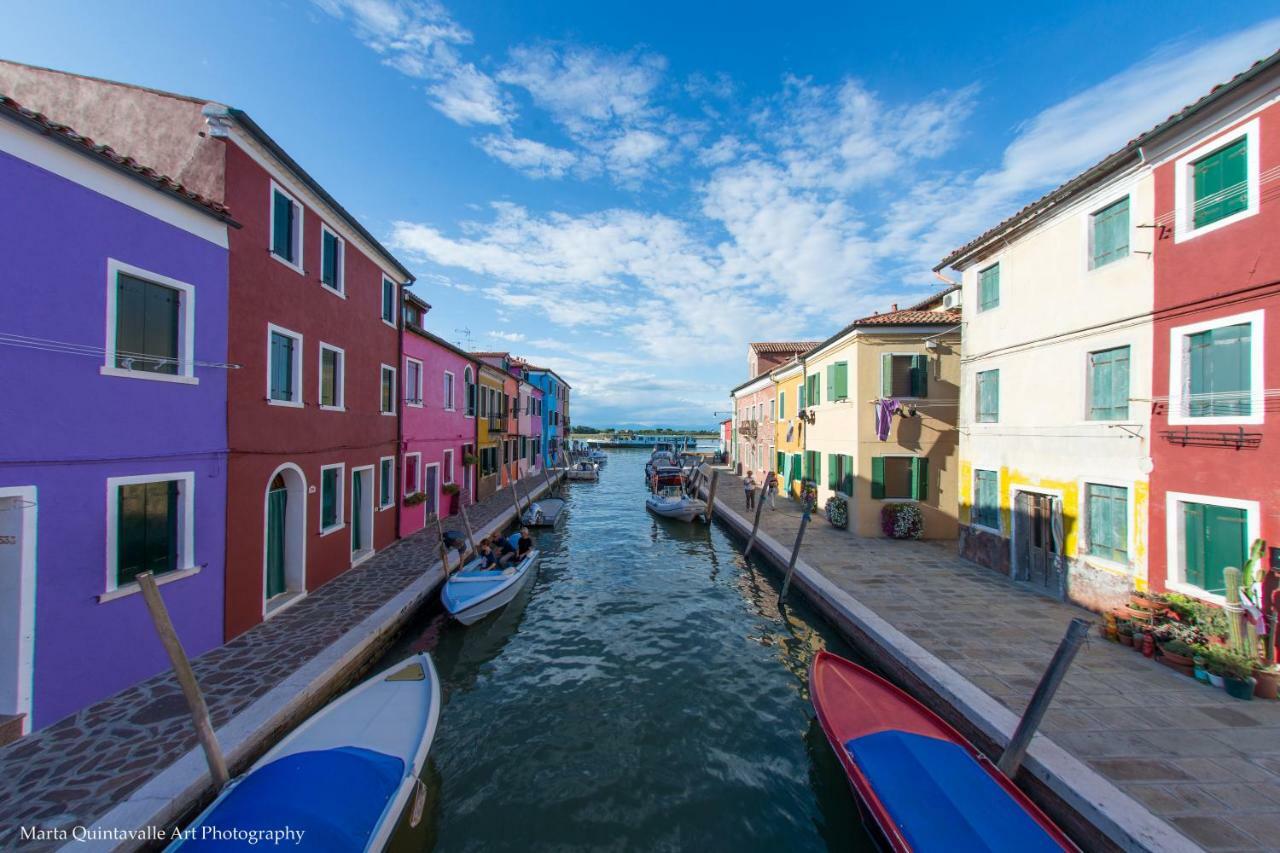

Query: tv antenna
<box><xmin>454</xmin><ymin>326</ymin><xmax>474</xmax><ymax>349</ymax></box>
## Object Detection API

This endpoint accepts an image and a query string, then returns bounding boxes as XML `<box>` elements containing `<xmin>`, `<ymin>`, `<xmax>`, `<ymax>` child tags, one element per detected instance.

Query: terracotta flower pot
<box><xmin>1253</xmin><ymin>668</ymin><xmax>1280</xmax><ymax>700</ymax></box>
<box><xmin>1119</xmin><ymin>633</ymin><xmax>1134</xmax><ymax>647</ymax></box>
<box><xmin>1142</xmin><ymin>634</ymin><xmax>1156</xmax><ymax>658</ymax></box>
<box><xmin>1157</xmin><ymin>647</ymin><xmax>1195</xmax><ymax>677</ymax></box>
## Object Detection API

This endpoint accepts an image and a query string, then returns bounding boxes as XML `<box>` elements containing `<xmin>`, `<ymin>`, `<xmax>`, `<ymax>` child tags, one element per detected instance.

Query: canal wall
<box><xmin>60</xmin><ymin>471</ymin><xmax>564</xmax><ymax>852</ymax></box>
<box><xmin>694</xmin><ymin>467</ymin><xmax>1196</xmax><ymax>853</ymax></box>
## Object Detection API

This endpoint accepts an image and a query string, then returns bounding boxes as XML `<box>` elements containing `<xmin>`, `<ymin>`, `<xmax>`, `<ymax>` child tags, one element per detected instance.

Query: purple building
<box><xmin>0</xmin><ymin>95</ymin><xmax>236</xmax><ymax>738</ymax></box>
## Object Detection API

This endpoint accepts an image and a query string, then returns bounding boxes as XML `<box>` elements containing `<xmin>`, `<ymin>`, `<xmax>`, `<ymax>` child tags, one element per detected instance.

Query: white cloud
<box><xmin>490</xmin><ymin>330</ymin><xmax>526</xmax><ymax>342</ymax></box>
<box><xmin>477</xmin><ymin>132</ymin><xmax>578</xmax><ymax>178</ymax></box>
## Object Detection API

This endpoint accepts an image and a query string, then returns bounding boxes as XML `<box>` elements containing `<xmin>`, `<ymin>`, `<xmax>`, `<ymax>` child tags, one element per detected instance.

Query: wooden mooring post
<box><xmin>704</xmin><ymin>469</ymin><xmax>720</xmax><ymax>524</ymax></box>
<box><xmin>433</xmin><ymin>513</ymin><xmax>455</xmax><ymax>575</ymax></box>
<box><xmin>777</xmin><ymin>511</ymin><xmax>811</xmax><ymax>606</ymax></box>
<box><xmin>996</xmin><ymin>617</ymin><xmax>1089</xmax><ymax>777</ymax></box>
<box><xmin>457</xmin><ymin>499</ymin><xmax>479</xmax><ymax>556</ymax></box>
<box><xmin>137</xmin><ymin>572</ymin><xmax>230</xmax><ymax>788</ymax></box>
<box><xmin>744</xmin><ymin>488</ymin><xmax>766</xmax><ymax>557</ymax></box>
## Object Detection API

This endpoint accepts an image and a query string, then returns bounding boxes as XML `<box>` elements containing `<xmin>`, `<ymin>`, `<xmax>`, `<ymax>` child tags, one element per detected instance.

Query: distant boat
<box><xmin>809</xmin><ymin>651</ymin><xmax>1076</xmax><ymax>853</ymax></box>
<box><xmin>646</xmin><ymin>465</ymin><xmax>706</xmax><ymax>523</ymax></box>
<box><xmin>171</xmin><ymin>653</ymin><xmax>441</xmax><ymax>851</ymax></box>
<box><xmin>441</xmin><ymin>533</ymin><xmax>541</xmax><ymax>625</ymax></box>
<box><xmin>587</xmin><ymin>448</ymin><xmax>608</xmax><ymax>464</ymax></box>
<box><xmin>521</xmin><ymin>498</ymin><xmax>566</xmax><ymax>528</ymax></box>
<box><xmin>566</xmin><ymin>461</ymin><xmax>599</xmax><ymax>481</ymax></box>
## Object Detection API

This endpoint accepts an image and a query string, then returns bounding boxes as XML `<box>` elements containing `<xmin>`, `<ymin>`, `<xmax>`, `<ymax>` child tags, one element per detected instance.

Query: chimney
<box><xmin>892</xmin><ymin>303</ymin><xmax>898</xmax><ymax>311</ymax></box>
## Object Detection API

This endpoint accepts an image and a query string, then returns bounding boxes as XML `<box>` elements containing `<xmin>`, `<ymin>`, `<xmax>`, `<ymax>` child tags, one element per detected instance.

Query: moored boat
<box><xmin>566</xmin><ymin>461</ymin><xmax>600</xmax><ymax>481</ymax></box>
<box><xmin>646</xmin><ymin>465</ymin><xmax>706</xmax><ymax>523</ymax></box>
<box><xmin>441</xmin><ymin>533</ymin><xmax>541</xmax><ymax>625</ymax></box>
<box><xmin>587</xmin><ymin>449</ymin><xmax>608</xmax><ymax>464</ymax></box>
<box><xmin>521</xmin><ymin>497</ymin><xmax>566</xmax><ymax>527</ymax></box>
<box><xmin>809</xmin><ymin>651</ymin><xmax>1076</xmax><ymax>852</ymax></box>
<box><xmin>170</xmin><ymin>653</ymin><xmax>441</xmax><ymax>851</ymax></box>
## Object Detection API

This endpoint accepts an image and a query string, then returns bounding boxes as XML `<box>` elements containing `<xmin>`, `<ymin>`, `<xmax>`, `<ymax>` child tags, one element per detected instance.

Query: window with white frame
<box><xmin>106</xmin><ymin>472</ymin><xmax>195</xmax><ymax>590</ymax></box>
<box><xmin>404</xmin><ymin>453</ymin><xmax>421</xmax><ymax>495</ymax></box>
<box><xmin>381</xmin><ymin>365</ymin><xmax>397</xmax><ymax>415</ymax></box>
<box><xmin>1088</xmin><ymin>196</ymin><xmax>1130</xmax><ymax>269</ymax></box>
<box><xmin>443</xmin><ymin>449</ymin><xmax>455</xmax><ymax>484</ymax></box>
<box><xmin>381</xmin><ymin>277</ymin><xmax>397</xmax><ymax>326</ymax></box>
<box><xmin>320</xmin><ymin>224</ymin><xmax>345</xmax><ymax>295</ymax></box>
<box><xmin>1169</xmin><ymin>310</ymin><xmax>1263</xmax><ymax>425</ymax></box>
<box><xmin>1167</xmin><ymin>493</ymin><xmax>1258</xmax><ymax>599</ymax></box>
<box><xmin>319</xmin><ymin>464</ymin><xmax>344</xmax><ymax>534</ymax></box>
<box><xmin>404</xmin><ymin>358</ymin><xmax>423</xmax><ymax>407</ymax></box>
<box><xmin>1174</xmin><ymin>119</ymin><xmax>1259</xmax><ymax>242</ymax></box>
<box><xmin>270</xmin><ymin>183</ymin><xmax>303</xmax><ymax>270</ymax></box>
<box><xmin>268</xmin><ymin>324</ymin><xmax>303</xmax><ymax>406</ymax></box>
<box><xmin>444</xmin><ymin>371</ymin><xmax>456</xmax><ymax>411</ymax></box>
<box><xmin>1083</xmin><ymin>483</ymin><xmax>1128</xmax><ymax>564</ymax></box>
<box><xmin>378</xmin><ymin>457</ymin><xmax>394</xmax><ymax>509</ymax></box>
<box><xmin>318</xmin><ymin>343</ymin><xmax>344</xmax><ymax>410</ymax></box>
<box><xmin>104</xmin><ymin>259</ymin><xmax>197</xmax><ymax>383</ymax></box>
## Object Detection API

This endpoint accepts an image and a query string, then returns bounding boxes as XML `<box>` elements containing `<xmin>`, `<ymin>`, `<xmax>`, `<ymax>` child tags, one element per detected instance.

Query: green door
<box><xmin>352</xmin><ymin>472</ymin><xmax>364</xmax><ymax>553</ymax></box>
<box><xmin>1184</xmin><ymin>503</ymin><xmax>1246</xmax><ymax>596</ymax></box>
<box><xmin>266</xmin><ymin>477</ymin><xmax>287</xmax><ymax>599</ymax></box>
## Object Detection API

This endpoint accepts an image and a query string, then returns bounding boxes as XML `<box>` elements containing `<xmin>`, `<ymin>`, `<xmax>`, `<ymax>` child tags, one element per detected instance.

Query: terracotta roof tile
<box><xmin>749</xmin><ymin>341</ymin><xmax>823</xmax><ymax>353</ymax></box>
<box><xmin>0</xmin><ymin>94</ymin><xmax>237</xmax><ymax>224</ymax></box>
<box><xmin>851</xmin><ymin>309</ymin><xmax>961</xmax><ymax>326</ymax></box>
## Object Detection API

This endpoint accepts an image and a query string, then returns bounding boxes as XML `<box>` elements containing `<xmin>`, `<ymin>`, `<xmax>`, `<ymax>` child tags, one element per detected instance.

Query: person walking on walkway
<box><xmin>763</xmin><ymin>471</ymin><xmax>778</xmax><ymax>510</ymax></box>
<box><xmin>744</xmin><ymin>472</ymin><xmax>757</xmax><ymax>511</ymax></box>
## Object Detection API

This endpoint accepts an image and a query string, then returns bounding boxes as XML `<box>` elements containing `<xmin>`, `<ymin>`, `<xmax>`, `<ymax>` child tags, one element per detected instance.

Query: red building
<box><xmin>0</xmin><ymin>63</ymin><xmax>415</xmax><ymax>638</ymax></box>
<box><xmin>1148</xmin><ymin>55</ymin><xmax>1280</xmax><ymax>604</ymax></box>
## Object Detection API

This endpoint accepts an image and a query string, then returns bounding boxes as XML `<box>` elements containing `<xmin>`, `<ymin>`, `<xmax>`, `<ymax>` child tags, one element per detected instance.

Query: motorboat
<box><xmin>565</xmin><ymin>461</ymin><xmax>599</xmax><ymax>481</ymax></box>
<box><xmin>521</xmin><ymin>498</ymin><xmax>566</xmax><ymax>527</ymax></box>
<box><xmin>441</xmin><ymin>533</ymin><xmax>541</xmax><ymax>625</ymax></box>
<box><xmin>587</xmin><ymin>448</ymin><xmax>608</xmax><ymax>465</ymax></box>
<box><xmin>810</xmin><ymin>651</ymin><xmax>1075</xmax><ymax>852</ymax></box>
<box><xmin>645</xmin><ymin>450</ymin><xmax>677</xmax><ymax>480</ymax></box>
<box><xmin>646</xmin><ymin>465</ymin><xmax>706</xmax><ymax>523</ymax></box>
<box><xmin>171</xmin><ymin>653</ymin><xmax>441</xmax><ymax>851</ymax></box>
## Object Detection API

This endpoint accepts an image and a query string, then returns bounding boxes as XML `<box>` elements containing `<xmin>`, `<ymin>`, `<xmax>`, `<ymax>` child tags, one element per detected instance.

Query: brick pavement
<box><xmin>713</xmin><ymin>469</ymin><xmax>1280</xmax><ymax>852</ymax></box>
<box><xmin>0</xmin><ymin>472</ymin><xmax>559</xmax><ymax>848</ymax></box>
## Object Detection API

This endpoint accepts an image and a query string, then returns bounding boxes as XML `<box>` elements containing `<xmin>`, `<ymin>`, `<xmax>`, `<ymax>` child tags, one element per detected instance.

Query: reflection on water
<box><xmin>377</xmin><ymin>449</ymin><xmax>872</xmax><ymax>851</ymax></box>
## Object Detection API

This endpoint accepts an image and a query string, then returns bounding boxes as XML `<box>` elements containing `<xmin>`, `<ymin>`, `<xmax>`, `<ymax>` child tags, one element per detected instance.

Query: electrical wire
<box><xmin>0</xmin><ymin>331</ymin><xmax>240</xmax><ymax>370</ymax></box>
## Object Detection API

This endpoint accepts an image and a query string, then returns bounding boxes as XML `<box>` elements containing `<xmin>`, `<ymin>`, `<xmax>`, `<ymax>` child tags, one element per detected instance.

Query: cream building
<box><xmin>937</xmin><ymin>164</ymin><xmax>1155</xmax><ymax>610</ymax></box>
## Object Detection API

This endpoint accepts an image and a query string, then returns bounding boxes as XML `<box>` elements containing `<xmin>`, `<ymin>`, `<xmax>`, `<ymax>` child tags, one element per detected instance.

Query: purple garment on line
<box><xmin>875</xmin><ymin>399</ymin><xmax>901</xmax><ymax>441</ymax></box>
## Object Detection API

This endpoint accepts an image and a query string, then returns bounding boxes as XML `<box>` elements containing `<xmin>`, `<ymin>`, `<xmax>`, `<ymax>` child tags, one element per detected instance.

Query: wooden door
<box><xmin>1016</xmin><ymin>492</ymin><xmax>1057</xmax><ymax>589</ymax></box>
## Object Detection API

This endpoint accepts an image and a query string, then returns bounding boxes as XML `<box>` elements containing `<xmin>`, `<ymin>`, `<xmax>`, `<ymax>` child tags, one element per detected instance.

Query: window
<box><xmin>803</xmin><ymin>450</ymin><xmax>821</xmax><ymax>483</ymax></box>
<box><xmin>109</xmin><ymin>474</ymin><xmax>193</xmax><ymax>589</ymax></box>
<box><xmin>379</xmin><ymin>457</ymin><xmax>394</xmax><ymax>509</ymax></box>
<box><xmin>972</xmin><ymin>470</ymin><xmax>999</xmax><ymax>530</ymax></box>
<box><xmin>404</xmin><ymin>453</ymin><xmax>421</xmax><ymax>495</ymax></box>
<box><xmin>978</xmin><ymin>263</ymin><xmax>999</xmax><ymax>312</ymax></box>
<box><xmin>1192</xmin><ymin>138</ymin><xmax>1248</xmax><ymax>229</ymax></box>
<box><xmin>381</xmin><ymin>365</ymin><xmax>396</xmax><ymax>415</ymax></box>
<box><xmin>319</xmin><ymin>343</ymin><xmax>344</xmax><ymax>410</ymax></box>
<box><xmin>105</xmin><ymin>260</ymin><xmax>196</xmax><ymax>383</ymax></box>
<box><xmin>975</xmin><ymin>369</ymin><xmax>999</xmax><ymax>423</ymax></box>
<box><xmin>1084</xmin><ymin>484</ymin><xmax>1128</xmax><ymax>564</ymax></box>
<box><xmin>320</xmin><ymin>464</ymin><xmax>344</xmax><ymax>534</ymax></box>
<box><xmin>404</xmin><ymin>358</ymin><xmax>423</xmax><ymax>407</ymax></box>
<box><xmin>804</xmin><ymin>373</ymin><xmax>821</xmax><ymax>406</ymax></box>
<box><xmin>268</xmin><ymin>324</ymin><xmax>303</xmax><ymax>406</ymax></box>
<box><xmin>465</xmin><ymin>367</ymin><xmax>476</xmax><ymax>417</ymax></box>
<box><xmin>825</xmin><ymin>361</ymin><xmax>849</xmax><ymax>401</ymax></box>
<box><xmin>320</xmin><ymin>225</ymin><xmax>344</xmax><ymax>294</ymax></box>
<box><xmin>441</xmin><ymin>371</ymin><xmax>456</xmax><ymax>411</ymax></box>
<box><xmin>270</xmin><ymin>184</ymin><xmax>303</xmax><ymax>270</ymax></box>
<box><xmin>1090</xmin><ymin>197</ymin><xmax>1129</xmax><ymax>269</ymax></box>
<box><xmin>778</xmin><ymin>390</ymin><xmax>786</xmax><ymax>420</ymax></box>
<box><xmin>443</xmin><ymin>449</ymin><xmax>455</xmax><ymax>484</ymax></box>
<box><xmin>1181</xmin><ymin>500</ymin><xmax>1248</xmax><ymax>597</ymax></box>
<box><xmin>1187</xmin><ymin>323</ymin><xmax>1251</xmax><ymax>418</ymax></box>
<box><xmin>1087</xmin><ymin>346</ymin><xmax>1129</xmax><ymax>421</ymax></box>
<box><xmin>881</xmin><ymin>354</ymin><xmax>928</xmax><ymax>398</ymax></box>
<box><xmin>381</xmin><ymin>277</ymin><xmax>397</xmax><ymax>326</ymax></box>
<box><xmin>871</xmin><ymin>457</ymin><xmax>927</xmax><ymax>501</ymax></box>
<box><xmin>826</xmin><ymin>454</ymin><xmax>855</xmax><ymax>495</ymax></box>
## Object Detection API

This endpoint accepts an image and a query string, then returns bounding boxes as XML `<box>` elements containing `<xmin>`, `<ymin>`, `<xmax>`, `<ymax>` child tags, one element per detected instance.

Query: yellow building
<box><xmin>772</xmin><ymin>359</ymin><xmax>805</xmax><ymax>498</ymax></box>
<box><xmin>800</xmin><ymin>292</ymin><xmax>962</xmax><ymax>538</ymax></box>
<box><xmin>475</xmin><ymin>363</ymin><xmax>507</xmax><ymax>501</ymax></box>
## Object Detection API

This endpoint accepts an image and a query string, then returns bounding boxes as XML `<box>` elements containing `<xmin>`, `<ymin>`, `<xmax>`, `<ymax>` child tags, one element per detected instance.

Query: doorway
<box><xmin>1014</xmin><ymin>491</ymin><xmax>1060</xmax><ymax>592</ymax></box>
<box><xmin>351</xmin><ymin>466</ymin><xmax>375</xmax><ymax>563</ymax></box>
<box><xmin>0</xmin><ymin>487</ymin><xmax>36</xmax><ymax>737</ymax></box>
<box><xmin>424</xmin><ymin>463</ymin><xmax>439</xmax><ymax>518</ymax></box>
<box><xmin>263</xmin><ymin>464</ymin><xmax>307</xmax><ymax>616</ymax></box>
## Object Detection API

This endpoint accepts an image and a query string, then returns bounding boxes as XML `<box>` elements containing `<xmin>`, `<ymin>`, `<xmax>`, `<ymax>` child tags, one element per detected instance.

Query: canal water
<box><xmin>380</xmin><ymin>449</ymin><xmax>872</xmax><ymax>851</ymax></box>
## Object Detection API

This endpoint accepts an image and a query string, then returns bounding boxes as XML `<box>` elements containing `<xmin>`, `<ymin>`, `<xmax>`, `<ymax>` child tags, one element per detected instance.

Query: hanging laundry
<box><xmin>875</xmin><ymin>399</ymin><xmax>901</xmax><ymax>441</ymax></box>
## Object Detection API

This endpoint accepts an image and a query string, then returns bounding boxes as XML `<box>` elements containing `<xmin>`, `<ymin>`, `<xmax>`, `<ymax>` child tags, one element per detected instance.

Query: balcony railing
<box><xmin>488</xmin><ymin>415</ymin><xmax>506</xmax><ymax>433</ymax></box>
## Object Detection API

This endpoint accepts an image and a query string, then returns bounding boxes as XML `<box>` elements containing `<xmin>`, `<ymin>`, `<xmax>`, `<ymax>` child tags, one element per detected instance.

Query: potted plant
<box><xmin>404</xmin><ymin>491</ymin><xmax>429</xmax><ymax>507</ymax></box>
<box><xmin>825</xmin><ymin>495</ymin><xmax>848</xmax><ymax>529</ymax></box>
<box><xmin>1117</xmin><ymin>620</ymin><xmax>1134</xmax><ymax>647</ymax></box>
<box><xmin>881</xmin><ymin>503</ymin><xmax>924</xmax><ymax>540</ymax></box>
<box><xmin>1202</xmin><ymin>647</ymin><xmax>1227</xmax><ymax>688</ymax></box>
<box><xmin>1193</xmin><ymin>651</ymin><xmax>1210</xmax><ymax>684</ymax></box>
<box><xmin>1253</xmin><ymin>663</ymin><xmax>1279</xmax><ymax>700</ymax></box>
<box><xmin>1222</xmin><ymin>652</ymin><xmax>1257</xmax><ymax>701</ymax></box>
<box><xmin>442</xmin><ymin>482</ymin><xmax>461</xmax><ymax>516</ymax></box>
<box><xmin>1156</xmin><ymin>639</ymin><xmax>1196</xmax><ymax>677</ymax></box>
<box><xmin>463</xmin><ymin>453</ymin><xmax>479</xmax><ymax>467</ymax></box>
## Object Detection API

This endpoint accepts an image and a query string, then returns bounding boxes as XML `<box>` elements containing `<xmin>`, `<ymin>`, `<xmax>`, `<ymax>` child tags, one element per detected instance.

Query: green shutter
<box><xmin>322</xmin><ymin>231</ymin><xmax>338</xmax><ymax>286</ymax></box>
<box><xmin>977</xmin><ymin>371</ymin><xmax>999</xmax><ymax>422</ymax></box>
<box><xmin>1188</xmin><ymin>324</ymin><xmax>1251</xmax><ymax>417</ymax></box>
<box><xmin>974</xmin><ymin>470</ymin><xmax>998</xmax><ymax>528</ymax></box>
<box><xmin>813</xmin><ymin>452</ymin><xmax>821</xmax><ymax>485</ymax></box>
<box><xmin>911</xmin><ymin>457</ymin><xmax>928</xmax><ymax>501</ymax></box>
<box><xmin>910</xmin><ymin>355</ymin><xmax>927</xmax><ymax>398</ymax></box>
<box><xmin>116</xmin><ymin>273</ymin><xmax>179</xmax><ymax>375</ymax></box>
<box><xmin>1193</xmin><ymin>138</ymin><xmax>1248</xmax><ymax>228</ymax></box>
<box><xmin>979</xmin><ymin>263</ymin><xmax>1000</xmax><ymax>311</ymax></box>
<box><xmin>826</xmin><ymin>365</ymin><xmax>835</xmax><ymax>402</ymax></box>
<box><xmin>826</xmin><ymin>454</ymin><xmax>836</xmax><ymax>489</ymax></box>
<box><xmin>798</xmin><ymin>383</ymin><xmax>806</xmax><ymax>409</ymax></box>
<box><xmin>834</xmin><ymin>362</ymin><xmax>848</xmax><ymax>400</ymax></box>
<box><xmin>1086</xmin><ymin>484</ymin><xmax>1128</xmax><ymax>562</ymax></box>
<box><xmin>870</xmin><ymin>457</ymin><xmax>885</xmax><ymax>499</ymax></box>
<box><xmin>778</xmin><ymin>390</ymin><xmax>786</xmax><ymax>419</ymax></box>
<box><xmin>841</xmin><ymin>455</ymin><xmax>854</xmax><ymax>496</ymax></box>
<box><xmin>881</xmin><ymin>354</ymin><xmax>892</xmax><ymax>397</ymax></box>
<box><xmin>272</xmin><ymin>190</ymin><xmax>293</xmax><ymax>261</ymax></box>
<box><xmin>117</xmin><ymin>481</ymin><xmax>177</xmax><ymax>586</ymax></box>
<box><xmin>1091</xmin><ymin>196</ymin><xmax>1130</xmax><ymax>268</ymax></box>
<box><xmin>789</xmin><ymin>453</ymin><xmax>802</xmax><ymax>488</ymax></box>
<box><xmin>270</xmin><ymin>333</ymin><xmax>294</xmax><ymax>401</ymax></box>
<box><xmin>1088</xmin><ymin>347</ymin><xmax>1130</xmax><ymax>421</ymax></box>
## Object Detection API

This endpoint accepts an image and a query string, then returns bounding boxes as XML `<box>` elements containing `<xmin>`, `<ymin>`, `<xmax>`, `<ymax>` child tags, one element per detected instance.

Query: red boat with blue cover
<box><xmin>810</xmin><ymin>651</ymin><xmax>1076</xmax><ymax>852</ymax></box>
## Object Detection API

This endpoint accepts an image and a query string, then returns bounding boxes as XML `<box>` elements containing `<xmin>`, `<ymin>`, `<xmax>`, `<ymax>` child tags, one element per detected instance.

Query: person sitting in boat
<box><xmin>494</xmin><ymin>535</ymin><xmax>518</xmax><ymax>568</ymax></box>
<box><xmin>477</xmin><ymin>539</ymin><xmax>498</xmax><ymax>569</ymax></box>
<box><xmin>517</xmin><ymin>527</ymin><xmax>533</xmax><ymax>558</ymax></box>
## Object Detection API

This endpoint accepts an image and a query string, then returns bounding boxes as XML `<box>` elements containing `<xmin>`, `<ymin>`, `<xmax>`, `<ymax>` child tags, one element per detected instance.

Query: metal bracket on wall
<box><xmin>1160</xmin><ymin>426</ymin><xmax>1262</xmax><ymax>450</ymax></box>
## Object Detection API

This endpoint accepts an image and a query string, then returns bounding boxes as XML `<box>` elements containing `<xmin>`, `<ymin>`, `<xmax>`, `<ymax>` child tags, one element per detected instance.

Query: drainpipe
<box><xmin>395</xmin><ymin>288</ymin><xmax>405</xmax><ymax>541</ymax></box>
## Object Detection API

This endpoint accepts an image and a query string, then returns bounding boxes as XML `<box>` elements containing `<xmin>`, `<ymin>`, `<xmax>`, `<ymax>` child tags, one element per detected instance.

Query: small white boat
<box><xmin>522</xmin><ymin>498</ymin><xmax>566</xmax><ymax>527</ymax></box>
<box><xmin>441</xmin><ymin>534</ymin><xmax>541</xmax><ymax>625</ymax></box>
<box><xmin>587</xmin><ymin>449</ymin><xmax>608</xmax><ymax>464</ymax></box>
<box><xmin>171</xmin><ymin>653</ymin><xmax>440</xmax><ymax>851</ymax></box>
<box><xmin>646</xmin><ymin>465</ymin><xmax>706</xmax><ymax>523</ymax></box>
<box><xmin>565</xmin><ymin>461</ymin><xmax>599</xmax><ymax>481</ymax></box>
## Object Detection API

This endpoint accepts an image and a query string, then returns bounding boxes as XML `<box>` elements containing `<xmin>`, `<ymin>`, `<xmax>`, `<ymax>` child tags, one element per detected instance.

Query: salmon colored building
<box><xmin>0</xmin><ymin>63</ymin><xmax>415</xmax><ymax>639</ymax></box>
<box><xmin>1147</xmin><ymin>56</ymin><xmax>1280</xmax><ymax>603</ymax></box>
<box><xmin>401</xmin><ymin>292</ymin><xmax>478</xmax><ymax>532</ymax></box>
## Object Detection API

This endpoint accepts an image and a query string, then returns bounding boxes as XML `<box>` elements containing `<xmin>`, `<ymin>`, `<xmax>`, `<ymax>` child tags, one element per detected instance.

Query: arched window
<box><xmin>464</xmin><ymin>366</ymin><xmax>476</xmax><ymax>417</ymax></box>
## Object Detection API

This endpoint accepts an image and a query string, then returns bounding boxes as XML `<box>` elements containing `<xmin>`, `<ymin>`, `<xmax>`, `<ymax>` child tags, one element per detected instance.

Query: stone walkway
<box><xmin>712</xmin><ymin>470</ymin><xmax>1280</xmax><ymax>852</ymax></box>
<box><xmin>0</xmin><ymin>471</ymin><xmax>559</xmax><ymax>849</ymax></box>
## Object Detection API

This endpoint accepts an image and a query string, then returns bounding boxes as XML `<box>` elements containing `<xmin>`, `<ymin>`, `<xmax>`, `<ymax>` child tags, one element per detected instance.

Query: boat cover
<box><xmin>844</xmin><ymin>731</ymin><xmax>1061</xmax><ymax>852</ymax></box>
<box><xmin>180</xmin><ymin>747</ymin><xmax>403</xmax><ymax>849</ymax></box>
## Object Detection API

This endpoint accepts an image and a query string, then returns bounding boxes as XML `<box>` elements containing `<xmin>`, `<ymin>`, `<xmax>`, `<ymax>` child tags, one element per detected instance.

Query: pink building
<box><xmin>401</xmin><ymin>293</ymin><xmax>479</xmax><ymax>532</ymax></box>
<box><xmin>516</xmin><ymin>372</ymin><xmax>543</xmax><ymax>476</ymax></box>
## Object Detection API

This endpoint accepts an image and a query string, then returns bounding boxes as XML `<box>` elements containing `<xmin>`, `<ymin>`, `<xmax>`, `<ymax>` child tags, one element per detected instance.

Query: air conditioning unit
<box><xmin>942</xmin><ymin>290</ymin><xmax>962</xmax><ymax>310</ymax></box>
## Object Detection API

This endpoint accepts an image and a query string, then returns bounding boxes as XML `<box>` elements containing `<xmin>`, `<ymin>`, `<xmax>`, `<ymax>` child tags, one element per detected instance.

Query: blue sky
<box><xmin>4</xmin><ymin>2</ymin><xmax>1279</xmax><ymax>428</ymax></box>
